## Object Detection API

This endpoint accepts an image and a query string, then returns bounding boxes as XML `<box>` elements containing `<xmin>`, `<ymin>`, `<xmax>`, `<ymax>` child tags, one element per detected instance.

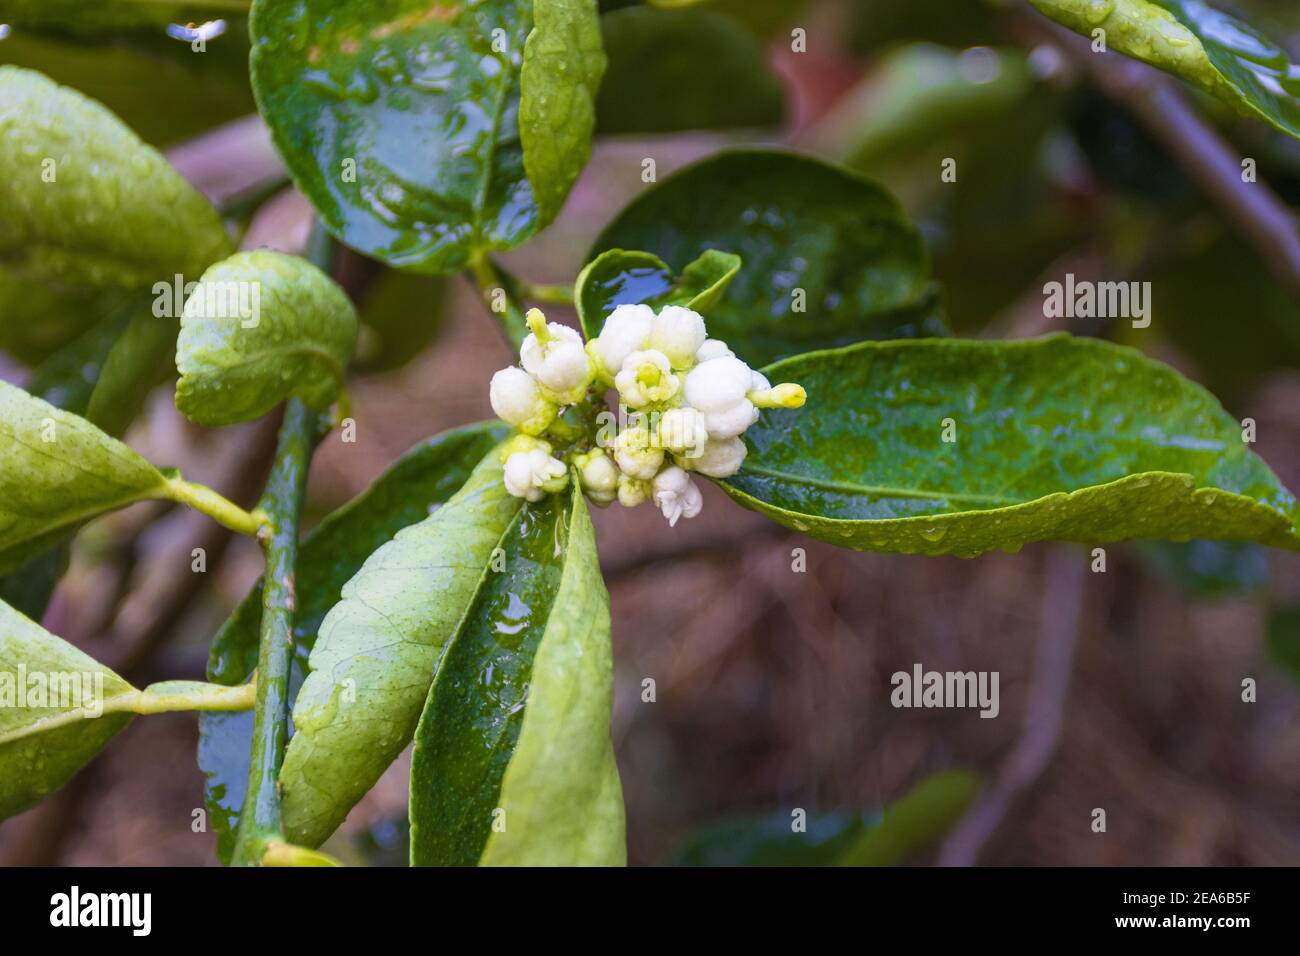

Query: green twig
<box><xmin>526</xmin><ymin>281</ymin><xmax>575</xmax><ymax>306</ymax></box>
<box><xmin>229</xmin><ymin>397</ymin><xmax>322</xmax><ymax>866</ymax></box>
<box><xmin>467</xmin><ymin>252</ymin><xmax>532</xmax><ymax>351</ymax></box>
<box><xmin>161</xmin><ymin>478</ymin><xmax>266</xmax><ymax>537</ymax></box>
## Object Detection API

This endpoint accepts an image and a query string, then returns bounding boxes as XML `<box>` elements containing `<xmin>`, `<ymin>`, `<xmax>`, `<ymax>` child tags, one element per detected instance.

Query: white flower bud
<box><xmin>590</xmin><ymin>303</ymin><xmax>653</xmax><ymax>383</ymax></box>
<box><xmin>520</xmin><ymin>310</ymin><xmax>590</xmax><ymax>401</ymax></box>
<box><xmin>503</xmin><ymin>448</ymin><xmax>568</xmax><ymax>502</ymax></box>
<box><xmin>613</xmin><ymin>424</ymin><xmax>664</xmax><ymax>480</ymax></box>
<box><xmin>683</xmin><ymin>355</ymin><xmax>754</xmax><ymax>412</ymax></box>
<box><xmin>615</xmin><ymin>349</ymin><xmax>679</xmax><ymax>407</ymax></box>
<box><xmin>702</xmin><ymin>399</ymin><xmax>758</xmax><ymax>439</ymax></box>
<box><xmin>617</xmin><ymin>474</ymin><xmax>651</xmax><ymax>508</ymax></box>
<box><xmin>648</xmin><ymin>306</ymin><xmax>706</xmax><ymax>368</ymax></box>
<box><xmin>574</xmin><ymin>449</ymin><xmax>618</xmax><ymax>505</ymax></box>
<box><xmin>750</xmin><ymin>370</ymin><xmax>771</xmax><ymax>393</ymax></box>
<box><xmin>656</xmin><ymin>406</ymin><xmax>708</xmax><ymax>457</ymax></box>
<box><xmin>688</xmin><ymin>436</ymin><xmax>747</xmax><ymax>478</ymax></box>
<box><xmin>652</xmin><ymin>465</ymin><xmax>703</xmax><ymax>526</ymax></box>
<box><xmin>489</xmin><ymin>366</ymin><xmax>557</xmax><ymax>436</ymax></box>
<box><xmin>696</xmin><ymin>338</ymin><xmax>734</xmax><ymax>363</ymax></box>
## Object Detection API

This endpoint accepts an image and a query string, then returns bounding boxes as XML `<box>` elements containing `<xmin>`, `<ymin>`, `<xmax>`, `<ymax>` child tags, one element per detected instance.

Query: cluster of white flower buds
<box><xmin>488</xmin><ymin>305</ymin><xmax>804</xmax><ymax>526</ymax></box>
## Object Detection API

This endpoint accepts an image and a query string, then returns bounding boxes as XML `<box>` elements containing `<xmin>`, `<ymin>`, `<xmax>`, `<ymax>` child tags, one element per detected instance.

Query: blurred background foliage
<box><xmin>2</xmin><ymin>0</ymin><xmax>1300</xmax><ymax>865</ymax></box>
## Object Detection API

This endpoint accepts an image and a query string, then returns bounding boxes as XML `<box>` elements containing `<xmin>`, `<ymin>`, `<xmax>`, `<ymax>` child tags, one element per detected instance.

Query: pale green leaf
<box><xmin>280</xmin><ymin>448</ymin><xmax>524</xmax><ymax>848</ymax></box>
<box><xmin>722</xmin><ymin>335</ymin><xmax>1300</xmax><ymax>557</ymax></box>
<box><xmin>174</xmin><ymin>250</ymin><xmax>358</xmax><ymax>426</ymax></box>
<box><xmin>520</xmin><ymin>0</ymin><xmax>607</xmax><ymax>223</ymax></box>
<box><xmin>0</xmin><ymin>66</ymin><xmax>233</xmax><ymax>290</ymax></box>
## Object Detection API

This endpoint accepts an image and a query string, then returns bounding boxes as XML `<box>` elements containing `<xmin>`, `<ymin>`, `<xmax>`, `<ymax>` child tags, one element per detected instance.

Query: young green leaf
<box><xmin>576</xmin><ymin>248</ymin><xmax>740</xmax><ymax>339</ymax></box>
<box><xmin>0</xmin><ymin>66</ymin><xmax>233</xmax><ymax>290</ymax></box>
<box><xmin>590</xmin><ymin>150</ymin><xmax>946</xmax><ymax>368</ymax></box>
<box><xmin>1029</xmin><ymin>0</ymin><xmax>1300</xmax><ymax>139</ymax></box>
<box><xmin>251</xmin><ymin>0</ymin><xmax>602</xmax><ymax>273</ymax></box>
<box><xmin>279</xmin><ymin>448</ymin><xmax>525</xmax><ymax>848</ymax></box>
<box><xmin>0</xmin><ymin>599</ymin><xmax>254</xmax><ymax>821</ymax></box>
<box><xmin>520</xmin><ymin>0</ymin><xmax>607</xmax><ymax>223</ymax></box>
<box><xmin>597</xmin><ymin>7</ymin><xmax>785</xmax><ymax>134</ymax></box>
<box><xmin>409</xmin><ymin>484</ymin><xmax>624</xmax><ymax>866</ymax></box>
<box><xmin>836</xmin><ymin>770</ymin><xmax>981</xmax><ymax>866</ymax></box>
<box><xmin>721</xmin><ymin>335</ymin><xmax>1300</xmax><ymax>557</ymax></box>
<box><xmin>0</xmin><ymin>381</ymin><xmax>170</xmax><ymax>574</ymax></box>
<box><xmin>174</xmin><ymin>250</ymin><xmax>358</xmax><ymax>426</ymax></box>
<box><xmin>476</xmin><ymin>486</ymin><xmax>624</xmax><ymax>865</ymax></box>
<box><xmin>197</xmin><ymin>421</ymin><xmax>508</xmax><ymax>862</ymax></box>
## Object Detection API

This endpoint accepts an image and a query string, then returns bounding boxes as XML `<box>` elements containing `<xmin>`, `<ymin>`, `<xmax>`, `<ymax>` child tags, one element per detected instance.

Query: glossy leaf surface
<box><xmin>174</xmin><ymin>250</ymin><xmax>358</xmax><ymax>425</ymax></box>
<box><xmin>590</xmin><ymin>150</ymin><xmax>944</xmax><ymax>368</ymax></box>
<box><xmin>575</xmin><ymin>248</ymin><xmax>740</xmax><ymax>339</ymax></box>
<box><xmin>199</xmin><ymin>422</ymin><xmax>508</xmax><ymax>862</ymax></box>
<box><xmin>0</xmin><ymin>66</ymin><xmax>233</xmax><ymax>290</ymax></box>
<box><xmin>722</xmin><ymin>336</ymin><xmax>1300</xmax><ymax>557</ymax></box>
<box><xmin>278</xmin><ymin>448</ymin><xmax>523</xmax><ymax>847</ymax></box>
<box><xmin>1030</xmin><ymin>0</ymin><xmax>1300</xmax><ymax>139</ymax></box>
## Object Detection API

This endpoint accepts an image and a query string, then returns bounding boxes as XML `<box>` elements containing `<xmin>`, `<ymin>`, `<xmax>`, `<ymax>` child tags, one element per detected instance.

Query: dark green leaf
<box><xmin>354</xmin><ymin>269</ymin><xmax>447</xmax><ymax>373</ymax></box>
<box><xmin>672</xmin><ymin>810</ymin><xmax>874</xmax><ymax>867</ymax></box>
<box><xmin>590</xmin><ymin>149</ymin><xmax>945</xmax><ymax>368</ymax></box>
<box><xmin>0</xmin><ymin>66</ymin><xmax>233</xmax><ymax>290</ymax></box>
<box><xmin>722</xmin><ymin>335</ymin><xmax>1300</xmax><ymax>557</ymax></box>
<box><xmin>836</xmin><ymin>770</ymin><xmax>980</xmax><ymax>866</ymax></box>
<box><xmin>596</xmin><ymin>7</ymin><xmax>784</xmax><ymax>134</ymax></box>
<box><xmin>411</xmin><ymin>484</ymin><xmax>624</xmax><ymax>866</ymax></box>
<box><xmin>250</xmin><ymin>0</ymin><xmax>602</xmax><ymax>273</ymax></box>
<box><xmin>0</xmin><ymin>268</ymin><xmax>111</xmax><ymax>365</ymax></box>
<box><xmin>199</xmin><ymin>421</ymin><xmax>508</xmax><ymax>862</ymax></box>
<box><xmin>278</xmin><ymin>446</ymin><xmax>524</xmax><ymax>847</ymax></box>
<box><xmin>174</xmin><ymin>250</ymin><xmax>358</xmax><ymax>425</ymax></box>
<box><xmin>1136</xmin><ymin>540</ymin><xmax>1270</xmax><ymax>598</ymax></box>
<box><xmin>1267</xmin><ymin>606</ymin><xmax>1300</xmax><ymax>684</ymax></box>
<box><xmin>0</xmin><ymin>0</ymin><xmax>250</xmax><ymax>32</ymax></box>
<box><xmin>575</xmin><ymin>247</ymin><xmax>740</xmax><ymax>339</ymax></box>
<box><xmin>1030</xmin><ymin>0</ymin><xmax>1300</xmax><ymax>139</ymax></box>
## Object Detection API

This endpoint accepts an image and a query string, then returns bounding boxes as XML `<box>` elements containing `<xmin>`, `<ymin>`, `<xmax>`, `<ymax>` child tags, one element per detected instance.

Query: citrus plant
<box><xmin>2</xmin><ymin>0</ymin><xmax>1299</xmax><ymax>866</ymax></box>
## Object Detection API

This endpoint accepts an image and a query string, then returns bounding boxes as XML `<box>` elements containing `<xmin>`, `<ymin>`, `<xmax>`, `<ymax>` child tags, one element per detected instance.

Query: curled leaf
<box><xmin>175</xmin><ymin>250</ymin><xmax>358</xmax><ymax>426</ymax></box>
<box><xmin>576</xmin><ymin>248</ymin><xmax>740</xmax><ymax>339</ymax></box>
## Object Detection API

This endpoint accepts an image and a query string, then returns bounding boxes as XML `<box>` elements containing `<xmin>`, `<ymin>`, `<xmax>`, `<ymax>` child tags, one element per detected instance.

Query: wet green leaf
<box><xmin>0</xmin><ymin>66</ymin><xmax>233</xmax><ymax>290</ymax></box>
<box><xmin>476</xmin><ymin>486</ymin><xmax>623</xmax><ymax>865</ymax></box>
<box><xmin>590</xmin><ymin>150</ymin><xmax>945</xmax><ymax>368</ymax></box>
<box><xmin>1030</xmin><ymin>0</ymin><xmax>1300</xmax><ymax>139</ymax></box>
<box><xmin>175</xmin><ymin>250</ymin><xmax>358</xmax><ymax>426</ymax></box>
<box><xmin>410</xmin><ymin>485</ymin><xmax>623</xmax><ymax>866</ymax></box>
<box><xmin>520</xmin><ymin>0</ymin><xmax>606</xmax><ymax>223</ymax></box>
<box><xmin>575</xmin><ymin>248</ymin><xmax>740</xmax><ymax>339</ymax></box>
<box><xmin>0</xmin><ymin>598</ymin><xmax>134</xmax><ymax>821</ymax></box>
<box><xmin>722</xmin><ymin>335</ymin><xmax>1300</xmax><ymax>557</ymax></box>
<box><xmin>198</xmin><ymin>421</ymin><xmax>508</xmax><ymax>862</ymax></box>
<box><xmin>596</xmin><ymin>7</ymin><xmax>784</xmax><ymax>134</ymax></box>
<box><xmin>279</xmin><ymin>447</ymin><xmax>524</xmax><ymax>848</ymax></box>
<box><xmin>251</xmin><ymin>0</ymin><xmax>601</xmax><ymax>273</ymax></box>
<box><xmin>0</xmin><ymin>381</ymin><xmax>171</xmax><ymax>575</ymax></box>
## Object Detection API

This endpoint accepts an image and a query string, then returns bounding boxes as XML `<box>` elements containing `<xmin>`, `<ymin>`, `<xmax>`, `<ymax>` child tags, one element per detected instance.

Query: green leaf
<box><xmin>721</xmin><ymin>335</ymin><xmax>1300</xmax><ymax>557</ymax></box>
<box><xmin>278</xmin><ymin>446</ymin><xmax>524</xmax><ymax>848</ymax></box>
<box><xmin>596</xmin><ymin>7</ymin><xmax>784</xmax><ymax>134</ymax></box>
<box><xmin>475</xmin><ymin>487</ymin><xmax>623</xmax><ymax>865</ymax></box>
<box><xmin>836</xmin><ymin>770</ymin><xmax>981</xmax><ymax>866</ymax></box>
<box><xmin>174</xmin><ymin>250</ymin><xmax>358</xmax><ymax>426</ymax></box>
<box><xmin>1029</xmin><ymin>0</ymin><xmax>1300</xmax><ymax>139</ymax></box>
<box><xmin>250</xmin><ymin>0</ymin><xmax>602</xmax><ymax>273</ymax></box>
<box><xmin>0</xmin><ymin>598</ymin><xmax>254</xmax><ymax>822</ymax></box>
<box><xmin>1136</xmin><ymin>540</ymin><xmax>1270</xmax><ymax>598</ymax></box>
<box><xmin>0</xmin><ymin>380</ymin><xmax>172</xmax><ymax>575</ymax></box>
<box><xmin>354</xmin><ymin>269</ymin><xmax>447</xmax><ymax>373</ymax></box>
<box><xmin>590</xmin><ymin>149</ymin><xmax>946</xmax><ymax>368</ymax></box>
<box><xmin>672</xmin><ymin>810</ymin><xmax>874</xmax><ymax>867</ymax></box>
<box><xmin>575</xmin><ymin>248</ymin><xmax>740</xmax><ymax>339</ymax></box>
<box><xmin>197</xmin><ymin>421</ymin><xmax>508</xmax><ymax>862</ymax></box>
<box><xmin>520</xmin><ymin>0</ymin><xmax>607</xmax><ymax>223</ymax></box>
<box><xmin>410</xmin><ymin>485</ymin><xmax>624</xmax><ymax>866</ymax></box>
<box><xmin>0</xmin><ymin>66</ymin><xmax>233</xmax><ymax>290</ymax></box>
<box><xmin>0</xmin><ymin>268</ymin><xmax>118</xmax><ymax>366</ymax></box>
<box><xmin>0</xmin><ymin>598</ymin><xmax>134</xmax><ymax>820</ymax></box>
